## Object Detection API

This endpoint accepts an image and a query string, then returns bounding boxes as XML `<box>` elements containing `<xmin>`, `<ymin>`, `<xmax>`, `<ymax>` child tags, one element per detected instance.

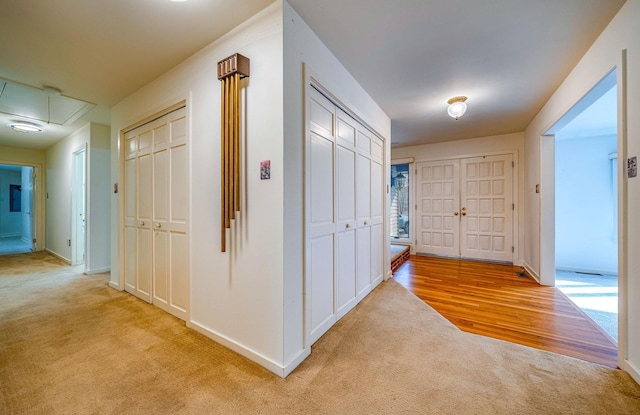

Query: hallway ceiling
<box><xmin>0</xmin><ymin>0</ymin><xmax>625</xmax><ymax>150</ymax></box>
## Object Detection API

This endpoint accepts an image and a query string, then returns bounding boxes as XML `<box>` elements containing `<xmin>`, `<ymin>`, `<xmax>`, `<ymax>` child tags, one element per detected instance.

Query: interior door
<box><xmin>460</xmin><ymin>155</ymin><xmax>513</xmax><ymax>262</ymax></box>
<box><xmin>356</xmin><ymin>125</ymin><xmax>372</xmax><ymax>300</ymax></box>
<box><xmin>370</xmin><ymin>136</ymin><xmax>384</xmax><ymax>286</ymax></box>
<box><xmin>124</xmin><ymin>122</ymin><xmax>153</xmax><ymax>303</ymax></box>
<box><xmin>335</xmin><ymin>109</ymin><xmax>357</xmax><ymax>319</ymax></box>
<box><xmin>415</xmin><ymin>160</ymin><xmax>460</xmax><ymax>257</ymax></box>
<box><xmin>307</xmin><ymin>88</ymin><xmax>337</xmax><ymax>344</ymax></box>
<box><xmin>152</xmin><ymin>108</ymin><xmax>189</xmax><ymax>320</ymax></box>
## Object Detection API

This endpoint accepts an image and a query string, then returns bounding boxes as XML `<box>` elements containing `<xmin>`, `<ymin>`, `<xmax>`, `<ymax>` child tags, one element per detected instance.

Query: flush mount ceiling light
<box><xmin>447</xmin><ymin>96</ymin><xmax>468</xmax><ymax>120</ymax></box>
<box><xmin>9</xmin><ymin>121</ymin><xmax>43</xmax><ymax>133</ymax></box>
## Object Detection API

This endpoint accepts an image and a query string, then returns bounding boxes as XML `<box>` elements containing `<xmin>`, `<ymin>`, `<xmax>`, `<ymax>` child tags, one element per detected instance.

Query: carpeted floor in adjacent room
<box><xmin>1</xmin><ymin>252</ymin><xmax>639</xmax><ymax>414</ymax></box>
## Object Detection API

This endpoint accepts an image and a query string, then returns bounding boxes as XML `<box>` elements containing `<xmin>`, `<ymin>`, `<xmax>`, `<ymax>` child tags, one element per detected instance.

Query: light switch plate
<box><xmin>628</xmin><ymin>156</ymin><xmax>637</xmax><ymax>178</ymax></box>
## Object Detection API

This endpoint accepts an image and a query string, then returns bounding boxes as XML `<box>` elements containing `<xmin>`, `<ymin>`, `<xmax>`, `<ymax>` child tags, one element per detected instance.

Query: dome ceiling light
<box><xmin>447</xmin><ymin>96</ymin><xmax>468</xmax><ymax>120</ymax></box>
<box><xmin>9</xmin><ymin>121</ymin><xmax>43</xmax><ymax>133</ymax></box>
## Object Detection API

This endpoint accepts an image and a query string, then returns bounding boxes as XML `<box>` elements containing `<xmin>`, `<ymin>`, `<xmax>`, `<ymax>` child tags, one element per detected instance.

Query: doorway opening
<box><xmin>546</xmin><ymin>69</ymin><xmax>618</xmax><ymax>342</ymax></box>
<box><xmin>0</xmin><ymin>164</ymin><xmax>35</xmax><ymax>255</ymax></box>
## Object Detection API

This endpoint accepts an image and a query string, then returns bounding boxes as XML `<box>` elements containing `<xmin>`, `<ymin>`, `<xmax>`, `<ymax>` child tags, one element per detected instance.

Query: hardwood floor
<box><xmin>393</xmin><ymin>255</ymin><xmax>618</xmax><ymax>368</ymax></box>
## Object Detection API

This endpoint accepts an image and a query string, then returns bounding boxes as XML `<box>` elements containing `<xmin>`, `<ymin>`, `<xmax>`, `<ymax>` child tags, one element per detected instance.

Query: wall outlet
<box><xmin>67</xmin><ymin>239</ymin><xmax>71</xmax><ymax>247</ymax></box>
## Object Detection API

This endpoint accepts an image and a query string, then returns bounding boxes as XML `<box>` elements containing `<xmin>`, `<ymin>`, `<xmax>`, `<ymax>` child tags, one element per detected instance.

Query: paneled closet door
<box><xmin>370</xmin><ymin>136</ymin><xmax>384</xmax><ymax>286</ymax></box>
<box><xmin>308</xmin><ymin>89</ymin><xmax>337</xmax><ymax>344</ymax></box>
<box><xmin>123</xmin><ymin>106</ymin><xmax>189</xmax><ymax>320</ymax></box>
<box><xmin>460</xmin><ymin>154</ymin><xmax>513</xmax><ymax>262</ymax></box>
<box><xmin>335</xmin><ymin>109</ymin><xmax>357</xmax><ymax>319</ymax></box>
<box><xmin>151</xmin><ymin>108</ymin><xmax>188</xmax><ymax>321</ymax></box>
<box><xmin>356</xmin><ymin>125</ymin><xmax>372</xmax><ymax>301</ymax></box>
<box><xmin>124</xmin><ymin>124</ymin><xmax>153</xmax><ymax>303</ymax></box>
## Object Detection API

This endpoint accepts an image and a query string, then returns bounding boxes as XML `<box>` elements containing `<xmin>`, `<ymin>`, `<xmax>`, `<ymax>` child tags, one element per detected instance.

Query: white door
<box><xmin>307</xmin><ymin>89</ymin><xmax>337</xmax><ymax>344</ymax></box>
<box><xmin>124</xmin><ymin>125</ymin><xmax>153</xmax><ymax>303</ymax></box>
<box><xmin>123</xmin><ymin>106</ymin><xmax>189</xmax><ymax>312</ymax></box>
<box><xmin>416</xmin><ymin>160</ymin><xmax>460</xmax><ymax>257</ymax></box>
<box><xmin>306</xmin><ymin>86</ymin><xmax>386</xmax><ymax>346</ymax></box>
<box><xmin>460</xmin><ymin>155</ymin><xmax>513</xmax><ymax>262</ymax></box>
<box><xmin>151</xmin><ymin>108</ymin><xmax>189</xmax><ymax>320</ymax></box>
<box><xmin>71</xmin><ymin>148</ymin><xmax>86</xmax><ymax>266</ymax></box>
<box><xmin>356</xmin><ymin>125</ymin><xmax>372</xmax><ymax>300</ymax></box>
<box><xmin>370</xmin><ymin>137</ymin><xmax>384</xmax><ymax>286</ymax></box>
<box><xmin>335</xmin><ymin>109</ymin><xmax>357</xmax><ymax>319</ymax></box>
<box><xmin>415</xmin><ymin>155</ymin><xmax>514</xmax><ymax>263</ymax></box>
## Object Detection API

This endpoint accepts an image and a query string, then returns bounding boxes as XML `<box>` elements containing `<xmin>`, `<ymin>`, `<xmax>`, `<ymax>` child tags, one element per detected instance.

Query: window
<box><xmin>391</xmin><ymin>163</ymin><xmax>410</xmax><ymax>239</ymax></box>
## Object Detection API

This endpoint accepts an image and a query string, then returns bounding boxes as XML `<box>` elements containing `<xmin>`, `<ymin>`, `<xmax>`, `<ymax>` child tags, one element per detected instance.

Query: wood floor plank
<box><xmin>393</xmin><ymin>255</ymin><xmax>618</xmax><ymax>368</ymax></box>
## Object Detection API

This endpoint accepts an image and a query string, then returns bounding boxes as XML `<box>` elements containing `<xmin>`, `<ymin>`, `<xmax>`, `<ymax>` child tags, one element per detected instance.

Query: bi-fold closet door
<box><xmin>307</xmin><ymin>87</ymin><xmax>384</xmax><ymax>345</ymax></box>
<box><xmin>123</xmin><ymin>107</ymin><xmax>189</xmax><ymax>321</ymax></box>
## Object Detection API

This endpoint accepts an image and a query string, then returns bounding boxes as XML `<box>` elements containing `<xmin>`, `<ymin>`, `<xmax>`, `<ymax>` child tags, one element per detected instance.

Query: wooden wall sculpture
<box><xmin>218</xmin><ymin>53</ymin><xmax>250</xmax><ymax>252</ymax></box>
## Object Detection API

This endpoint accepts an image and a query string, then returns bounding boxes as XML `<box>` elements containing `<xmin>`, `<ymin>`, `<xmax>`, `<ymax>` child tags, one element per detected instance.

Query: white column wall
<box><xmin>110</xmin><ymin>3</ymin><xmax>287</xmax><ymax>375</ymax></box>
<box><xmin>283</xmin><ymin>0</ymin><xmax>391</xmax><ymax>375</ymax></box>
<box><xmin>523</xmin><ymin>0</ymin><xmax>640</xmax><ymax>381</ymax></box>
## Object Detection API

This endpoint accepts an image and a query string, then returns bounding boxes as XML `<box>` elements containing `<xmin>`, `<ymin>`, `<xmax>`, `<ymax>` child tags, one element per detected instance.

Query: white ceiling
<box><xmin>0</xmin><ymin>0</ymin><xmax>625</xmax><ymax>150</ymax></box>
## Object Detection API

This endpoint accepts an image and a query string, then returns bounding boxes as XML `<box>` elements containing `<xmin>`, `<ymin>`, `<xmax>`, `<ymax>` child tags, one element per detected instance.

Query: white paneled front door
<box><xmin>416</xmin><ymin>154</ymin><xmax>514</xmax><ymax>263</ymax></box>
<box><xmin>416</xmin><ymin>160</ymin><xmax>460</xmax><ymax>257</ymax></box>
<box><xmin>460</xmin><ymin>155</ymin><xmax>513</xmax><ymax>262</ymax></box>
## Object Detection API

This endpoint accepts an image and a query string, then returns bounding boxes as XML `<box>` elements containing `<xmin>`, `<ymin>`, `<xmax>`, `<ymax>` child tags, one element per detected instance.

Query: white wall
<box><xmin>46</xmin><ymin>124</ymin><xmax>88</xmax><ymax>262</ymax></box>
<box><xmin>46</xmin><ymin>122</ymin><xmax>111</xmax><ymax>267</ymax></box>
<box><xmin>0</xmin><ymin>169</ymin><xmax>22</xmax><ymax>237</ymax></box>
<box><xmin>110</xmin><ymin>2</ymin><xmax>287</xmax><ymax>375</ymax></box>
<box><xmin>555</xmin><ymin>134</ymin><xmax>617</xmax><ymax>274</ymax></box>
<box><xmin>0</xmin><ymin>145</ymin><xmax>45</xmax><ymax>250</ymax></box>
<box><xmin>392</xmin><ymin>132</ymin><xmax>525</xmax><ymax>263</ymax></box>
<box><xmin>523</xmin><ymin>0</ymin><xmax>640</xmax><ymax>382</ymax></box>
<box><xmin>283</xmin><ymin>0</ymin><xmax>391</xmax><ymax>374</ymax></box>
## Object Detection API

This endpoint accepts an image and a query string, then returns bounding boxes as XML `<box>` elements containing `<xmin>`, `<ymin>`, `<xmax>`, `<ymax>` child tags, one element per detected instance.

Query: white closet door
<box><xmin>335</xmin><ymin>110</ymin><xmax>357</xmax><ymax>319</ymax></box>
<box><xmin>355</xmin><ymin>125</ymin><xmax>371</xmax><ymax>299</ymax></box>
<box><xmin>370</xmin><ymin>136</ymin><xmax>384</xmax><ymax>285</ymax></box>
<box><xmin>123</xmin><ymin>107</ymin><xmax>189</xmax><ymax>318</ymax></box>
<box><xmin>151</xmin><ymin>108</ymin><xmax>188</xmax><ymax>320</ymax></box>
<box><xmin>460</xmin><ymin>154</ymin><xmax>513</xmax><ymax>262</ymax></box>
<box><xmin>416</xmin><ymin>160</ymin><xmax>460</xmax><ymax>257</ymax></box>
<box><xmin>308</xmin><ymin>89</ymin><xmax>337</xmax><ymax>344</ymax></box>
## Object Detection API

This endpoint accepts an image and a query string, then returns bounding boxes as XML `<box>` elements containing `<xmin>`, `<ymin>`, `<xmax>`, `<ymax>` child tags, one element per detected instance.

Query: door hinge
<box><xmin>512</xmin><ymin>203</ymin><xmax>515</xmax><ymax>210</ymax></box>
<box><xmin>415</xmin><ymin>204</ymin><xmax>417</xmax><ymax>210</ymax></box>
<box><xmin>415</xmin><ymin>168</ymin><xmax>418</xmax><ymax>174</ymax></box>
<box><xmin>32</xmin><ymin>238</ymin><xmax>36</xmax><ymax>243</ymax></box>
<box><xmin>512</xmin><ymin>246</ymin><xmax>514</xmax><ymax>253</ymax></box>
<box><xmin>512</xmin><ymin>161</ymin><xmax>514</xmax><ymax>168</ymax></box>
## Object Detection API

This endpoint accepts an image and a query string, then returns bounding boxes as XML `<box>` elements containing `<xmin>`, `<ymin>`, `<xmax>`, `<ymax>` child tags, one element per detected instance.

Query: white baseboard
<box><xmin>86</xmin><ymin>267</ymin><xmax>111</xmax><ymax>275</ymax></box>
<box><xmin>187</xmin><ymin>320</ymin><xmax>290</xmax><ymax>378</ymax></box>
<box><xmin>108</xmin><ymin>280</ymin><xmax>123</xmax><ymax>290</ymax></box>
<box><xmin>45</xmin><ymin>249</ymin><xmax>70</xmax><ymax>265</ymax></box>
<box><xmin>556</xmin><ymin>266</ymin><xmax>617</xmax><ymax>276</ymax></box>
<box><xmin>283</xmin><ymin>348</ymin><xmax>310</xmax><ymax>378</ymax></box>
<box><xmin>522</xmin><ymin>261</ymin><xmax>540</xmax><ymax>283</ymax></box>
<box><xmin>622</xmin><ymin>359</ymin><xmax>640</xmax><ymax>385</ymax></box>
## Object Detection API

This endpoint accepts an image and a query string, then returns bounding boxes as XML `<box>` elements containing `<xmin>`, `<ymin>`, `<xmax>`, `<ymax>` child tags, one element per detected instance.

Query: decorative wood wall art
<box><xmin>218</xmin><ymin>53</ymin><xmax>250</xmax><ymax>252</ymax></box>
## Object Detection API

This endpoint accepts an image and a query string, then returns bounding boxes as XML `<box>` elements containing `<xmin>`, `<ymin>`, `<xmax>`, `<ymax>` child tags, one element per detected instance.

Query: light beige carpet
<box><xmin>1</xmin><ymin>252</ymin><xmax>639</xmax><ymax>414</ymax></box>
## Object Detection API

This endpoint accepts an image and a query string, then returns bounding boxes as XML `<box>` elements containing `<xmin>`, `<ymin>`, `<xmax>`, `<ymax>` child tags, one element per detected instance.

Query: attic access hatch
<box><xmin>0</xmin><ymin>79</ymin><xmax>95</xmax><ymax>126</ymax></box>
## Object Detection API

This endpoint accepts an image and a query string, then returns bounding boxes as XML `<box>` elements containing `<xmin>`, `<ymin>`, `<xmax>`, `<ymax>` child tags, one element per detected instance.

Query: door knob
<box><xmin>454</xmin><ymin>212</ymin><xmax>459</xmax><ymax>216</ymax></box>
<box><xmin>364</xmin><ymin>221</ymin><xmax>368</xmax><ymax>225</ymax></box>
<box><xmin>345</xmin><ymin>223</ymin><xmax>350</xmax><ymax>229</ymax></box>
<box><xmin>462</xmin><ymin>207</ymin><xmax>466</xmax><ymax>211</ymax></box>
<box><xmin>139</xmin><ymin>221</ymin><xmax>145</xmax><ymax>226</ymax></box>
<box><xmin>155</xmin><ymin>223</ymin><xmax>162</xmax><ymax>229</ymax></box>
<box><xmin>462</xmin><ymin>212</ymin><xmax>466</xmax><ymax>216</ymax></box>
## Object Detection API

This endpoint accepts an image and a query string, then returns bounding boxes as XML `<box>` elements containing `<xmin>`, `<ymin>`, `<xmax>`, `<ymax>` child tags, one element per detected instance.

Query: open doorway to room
<box><xmin>548</xmin><ymin>70</ymin><xmax>618</xmax><ymax>342</ymax></box>
<box><xmin>0</xmin><ymin>163</ymin><xmax>35</xmax><ymax>255</ymax></box>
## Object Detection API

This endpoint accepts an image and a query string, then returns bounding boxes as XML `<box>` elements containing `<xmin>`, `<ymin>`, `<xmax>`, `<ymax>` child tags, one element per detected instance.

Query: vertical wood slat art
<box><xmin>218</xmin><ymin>53</ymin><xmax>250</xmax><ymax>252</ymax></box>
